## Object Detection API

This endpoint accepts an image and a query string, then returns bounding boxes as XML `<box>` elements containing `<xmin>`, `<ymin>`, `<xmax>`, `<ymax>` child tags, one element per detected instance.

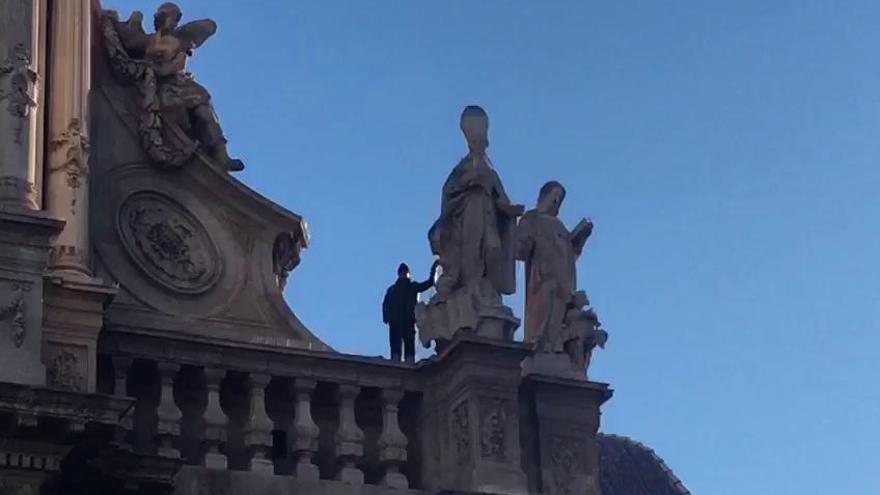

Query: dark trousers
<box><xmin>389</xmin><ymin>322</ymin><xmax>415</xmax><ymax>363</ymax></box>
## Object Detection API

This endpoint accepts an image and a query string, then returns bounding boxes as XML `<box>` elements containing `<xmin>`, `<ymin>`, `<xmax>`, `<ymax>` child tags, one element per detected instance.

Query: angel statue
<box><xmin>101</xmin><ymin>3</ymin><xmax>243</xmax><ymax>171</ymax></box>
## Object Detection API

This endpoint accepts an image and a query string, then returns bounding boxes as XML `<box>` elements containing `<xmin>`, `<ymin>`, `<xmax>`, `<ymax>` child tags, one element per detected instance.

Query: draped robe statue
<box><xmin>516</xmin><ymin>181</ymin><xmax>607</xmax><ymax>377</ymax></box>
<box><xmin>416</xmin><ymin>106</ymin><xmax>524</xmax><ymax>349</ymax></box>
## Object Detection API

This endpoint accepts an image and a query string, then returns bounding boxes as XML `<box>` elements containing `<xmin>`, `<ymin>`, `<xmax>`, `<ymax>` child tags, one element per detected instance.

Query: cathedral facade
<box><xmin>0</xmin><ymin>2</ymin><xmax>686</xmax><ymax>494</ymax></box>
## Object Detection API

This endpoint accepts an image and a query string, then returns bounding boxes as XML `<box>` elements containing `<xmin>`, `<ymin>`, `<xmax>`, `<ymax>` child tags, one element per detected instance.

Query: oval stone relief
<box><xmin>117</xmin><ymin>191</ymin><xmax>222</xmax><ymax>294</ymax></box>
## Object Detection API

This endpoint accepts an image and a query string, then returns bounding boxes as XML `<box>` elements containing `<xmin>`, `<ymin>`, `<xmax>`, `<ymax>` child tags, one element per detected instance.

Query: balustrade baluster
<box><xmin>243</xmin><ymin>373</ymin><xmax>274</xmax><ymax>473</ymax></box>
<box><xmin>155</xmin><ymin>362</ymin><xmax>182</xmax><ymax>458</ymax></box>
<box><xmin>378</xmin><ymin>388</ymin><xmax>409</xmax><ymax>488</ymax></box>
<box><xmin>111</xmin><ymin>356</ymin><xmax>133</xmax><ymax>449</ymax></box>
<box><xmin>290</xmin><ymin>378</ymin><xmax>320</xmax><ymax>480</ymax></box>
<box><xmin>202</xmin><ymin>368</ymin><xmax>229</xmax><ymax>469</ymax></box>
<box><xmin>334</xmin><ymin>384</ymin><xmax>364</xmax><ymax>484</ymax></box>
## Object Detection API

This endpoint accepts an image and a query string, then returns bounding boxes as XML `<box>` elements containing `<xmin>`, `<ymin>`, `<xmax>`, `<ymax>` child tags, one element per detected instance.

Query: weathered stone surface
<box><xmin>0</xmin><ymin>210</ymin><xmax>63</xmax><ymax>386</ymax></box>
<box><xmin>243</xmin><ymin>373</ymin><xmax>274</xmax><ymax>473</ymax></box>
<box><xmin>520</xmin><ymin>375</ymin><xmax>612</xmax><ymax>495</ymax></box>
<box><xmin>203</xmin><ymin>368</ymin><xmax>229</xmax><ymax>469</ymax></box>
<box><xmin>334</xmin><ymin>384</ymin><xmax>364</xmax><ymax>484</ymax></box>
<box><xmin>418</xmin><ymin>335</ymin><xmax>529</xmax><ymax>494</ymax></box>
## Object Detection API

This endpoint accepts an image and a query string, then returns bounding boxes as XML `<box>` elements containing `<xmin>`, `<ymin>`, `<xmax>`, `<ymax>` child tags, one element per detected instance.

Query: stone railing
<box><xmin>98</xmin><ymin>329</ymin><xmax>611</xmax><ymax>495</ymax></box>
<box><xmin>98</xmin><ymin>329</ymin><xmax>423</xmax><ymax>490</ymax></box>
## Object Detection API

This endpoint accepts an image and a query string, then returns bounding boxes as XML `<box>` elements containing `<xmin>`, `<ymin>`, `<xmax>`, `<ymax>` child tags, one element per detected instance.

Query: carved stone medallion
<box><xmin>117</xmin><ymin>191</ymin><xmax>221</xmax><ymax>294</ymax></box>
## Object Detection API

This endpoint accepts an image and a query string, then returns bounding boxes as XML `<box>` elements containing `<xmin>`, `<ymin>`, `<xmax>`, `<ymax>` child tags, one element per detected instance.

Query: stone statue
<box><xmin>416</xmin><ymin>106</ymin><xmax>524</xmax><ymax>349</ymax></box>
<box><xmin>101</xmin><ymin>3</ymin><xmax>243</xmax><ymax>171</ymax></box>
<box><xmin>272</xmin><ymin>230</ymin><xmax>307</xmax><ymax>291</ymax></box>
<box><xmin>516</xmin><ymin>181</ymin><xmax>607</xmax><ymax>377</ymax></box>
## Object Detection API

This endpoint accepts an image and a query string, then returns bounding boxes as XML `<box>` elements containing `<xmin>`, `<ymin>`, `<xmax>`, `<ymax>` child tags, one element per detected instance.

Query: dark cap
<box><xmin>397</xmin><ymin>263</ymin><xmax>410</xmax><ymax>275</ymax></box>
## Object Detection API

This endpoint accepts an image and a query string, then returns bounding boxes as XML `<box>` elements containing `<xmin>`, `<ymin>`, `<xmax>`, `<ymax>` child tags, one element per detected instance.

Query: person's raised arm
<box><xmin>414</xmin><ymin>260</ymin><xmax>440</xmax><ymax>292</ymax></box>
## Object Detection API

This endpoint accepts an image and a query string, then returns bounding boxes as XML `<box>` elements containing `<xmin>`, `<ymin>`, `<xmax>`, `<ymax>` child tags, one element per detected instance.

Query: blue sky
<box><xmin>103</xmin><ymin>2</ymin><xmax>880</xmax><ymax>493</ymax></box>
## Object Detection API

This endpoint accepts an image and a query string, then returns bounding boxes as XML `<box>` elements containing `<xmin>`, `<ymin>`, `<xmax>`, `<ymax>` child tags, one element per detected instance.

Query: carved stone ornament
<box><xmin>99</xmin><ymin>11</ymin><xmax>195</xmax><ymax>167</ymax></box>
<box><xmin>272</xmin><ymin>230</ymin><xmax>306</xmax><ymax>291</ymax></box>
<box><xmin>0</xmin><ymin>43</ymin><xmax>37</xmax><ymax>145</ymax></box>
<box><xmin>479</xmin><ymin>397</ymin><xmax>508</xmax><ymax>461</ymax></box>
<box><xmin>451</xmin><ymin>399</ymin><xmax>470</xmax><ymax>466</ymax></box>
<box><xmin>117</xmin><ymin>191</ymin><xmax>221</xmax><ymax>294</ymax></box>
<box><xmin>548</xmin><ymin>435</ymin><xmax>583</xmax><ymax>495</ymax></box>
<box><xmin>0</xmin><ymin>282</ymin><xmax>29</xmax><ymax>348</ymax></box>
<box><xmin>50</xmin><ymin>118</ymin><xmax>90</xmax><ymax>215</ymax></box>
<box><xmin>46</xmin><ymin>349</ymin><xmax>84</xmax><ymax>392</ymax></box>
<box><xmin>100</xmin><ymin>6</ymin><xmax>243</xmax><ymax>171</ymax></box>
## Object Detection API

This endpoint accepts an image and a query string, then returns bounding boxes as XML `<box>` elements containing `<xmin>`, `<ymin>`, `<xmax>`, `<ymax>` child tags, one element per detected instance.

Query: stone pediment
<box><xmin>89</xmin><ymin>42</ymin><xmax>328</xmax><ymax>352</ymax></box>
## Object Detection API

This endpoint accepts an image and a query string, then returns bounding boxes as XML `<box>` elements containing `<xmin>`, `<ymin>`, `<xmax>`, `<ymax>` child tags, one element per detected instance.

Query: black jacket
<box><xmin>382</xmin><ymin>277</ymin><xmax>433</xmax><ymax>325</ymax></box>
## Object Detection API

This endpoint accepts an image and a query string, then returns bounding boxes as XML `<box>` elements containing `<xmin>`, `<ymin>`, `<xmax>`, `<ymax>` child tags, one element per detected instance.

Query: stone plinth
<box><xmin>42</xmin><ymin>275</ymin><xmax>116</xmax><ymax>392</ymax></box>
<box><xmin>0</xmin><ymin>209</ymin><xmax>63</xmax><ymax>386</ymax></box>
<box><xmin>520</xmin><ymin>375</ymin><xmax>612</xmax><ymax>495</ymax></box>
<box><xmin>418</xmin><ymin>335</ymin><xmax>529</xmax><ymax>495</ymax></box>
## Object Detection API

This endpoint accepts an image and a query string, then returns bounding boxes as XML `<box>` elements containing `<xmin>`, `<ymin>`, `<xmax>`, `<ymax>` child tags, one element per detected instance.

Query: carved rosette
<box><xmin>117</xmin><ymin>191</ymin><xmax>221</xmax><ymax>294</ymax></box>
<box><xmin>49</xmin><ymin>118</ymin><xmax>90</xmax><ymax>215</ymax></box>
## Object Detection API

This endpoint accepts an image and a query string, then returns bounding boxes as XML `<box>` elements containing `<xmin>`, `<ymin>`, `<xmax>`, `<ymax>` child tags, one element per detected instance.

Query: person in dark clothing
<box><xmin>382</xmin><ymin>261</ymin><xmax>439</xmax><ymax>363</ymax></box>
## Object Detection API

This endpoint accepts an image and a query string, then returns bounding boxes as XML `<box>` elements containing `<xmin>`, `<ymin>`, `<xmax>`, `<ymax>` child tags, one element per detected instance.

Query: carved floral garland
<box><xmin>100</xmin><ymin>14</ymin><xmax>196</xmax><ymax>168</ymax></box>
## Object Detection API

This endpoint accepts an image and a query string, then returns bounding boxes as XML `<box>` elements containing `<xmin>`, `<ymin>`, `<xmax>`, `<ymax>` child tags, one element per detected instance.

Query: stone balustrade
<box><xmin>98</xmin><ymin>329</ymin><xmax>421</xmax><ymax>489</ymax></box>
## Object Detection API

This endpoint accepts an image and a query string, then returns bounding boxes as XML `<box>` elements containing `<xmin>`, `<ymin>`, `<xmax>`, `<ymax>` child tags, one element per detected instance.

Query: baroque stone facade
<box><xmin>0</xmin><ymin>2</ymin><xmax>692</xmax><ymax>495</ymax></box>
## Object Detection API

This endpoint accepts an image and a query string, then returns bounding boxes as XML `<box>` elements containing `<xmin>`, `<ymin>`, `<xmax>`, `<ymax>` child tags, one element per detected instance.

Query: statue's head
<box><xmin>537</xmin><ymin>181</ymin><xmax>566</xmax><ymax>216</ymax></box>
<box><xmin>460</xmin><ymin>106</ymin><xmax>489</xmax><ymax>154</ymax></box>
<box><xmin>154</xmin><ymin>2</ymin><xmax>182</xmax><ymax>32</ymax></box>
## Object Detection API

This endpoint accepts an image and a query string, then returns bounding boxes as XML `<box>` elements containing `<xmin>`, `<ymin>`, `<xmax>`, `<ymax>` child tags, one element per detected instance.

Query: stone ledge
<box><xmin>0</xmin><ymin>381</ymin><xmax>133</xmax><ymax>425</ymax></box>
<box><xmin>0</xmin><ymin>209</ymin><xmax>65</xmax><ymax>238</ymax></box>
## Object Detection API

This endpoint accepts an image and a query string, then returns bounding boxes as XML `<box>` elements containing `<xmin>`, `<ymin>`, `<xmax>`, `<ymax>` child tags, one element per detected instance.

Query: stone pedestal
<box><xmin>0</xmin><ymin>210</ymin><xmax>63</xmax><ymax>386</ymax></box>
<box><xmin>521</xmin><ymin>352</ymin><xmax>585</xmax><ymax>381</ymax></box>
<box><xmin>419</xmin><ymin>336</ymin><xmax>529</xmax><ymax>495</ymax></box>
<box><xmin>42</xmin><ymin>276</ymin><xmax>116</xmax><ymax>392</ymax></box>
<box><xmin>520</xmin><ymin>374</ymin><xmax>612</xmax><ymax>495</ymax></box>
